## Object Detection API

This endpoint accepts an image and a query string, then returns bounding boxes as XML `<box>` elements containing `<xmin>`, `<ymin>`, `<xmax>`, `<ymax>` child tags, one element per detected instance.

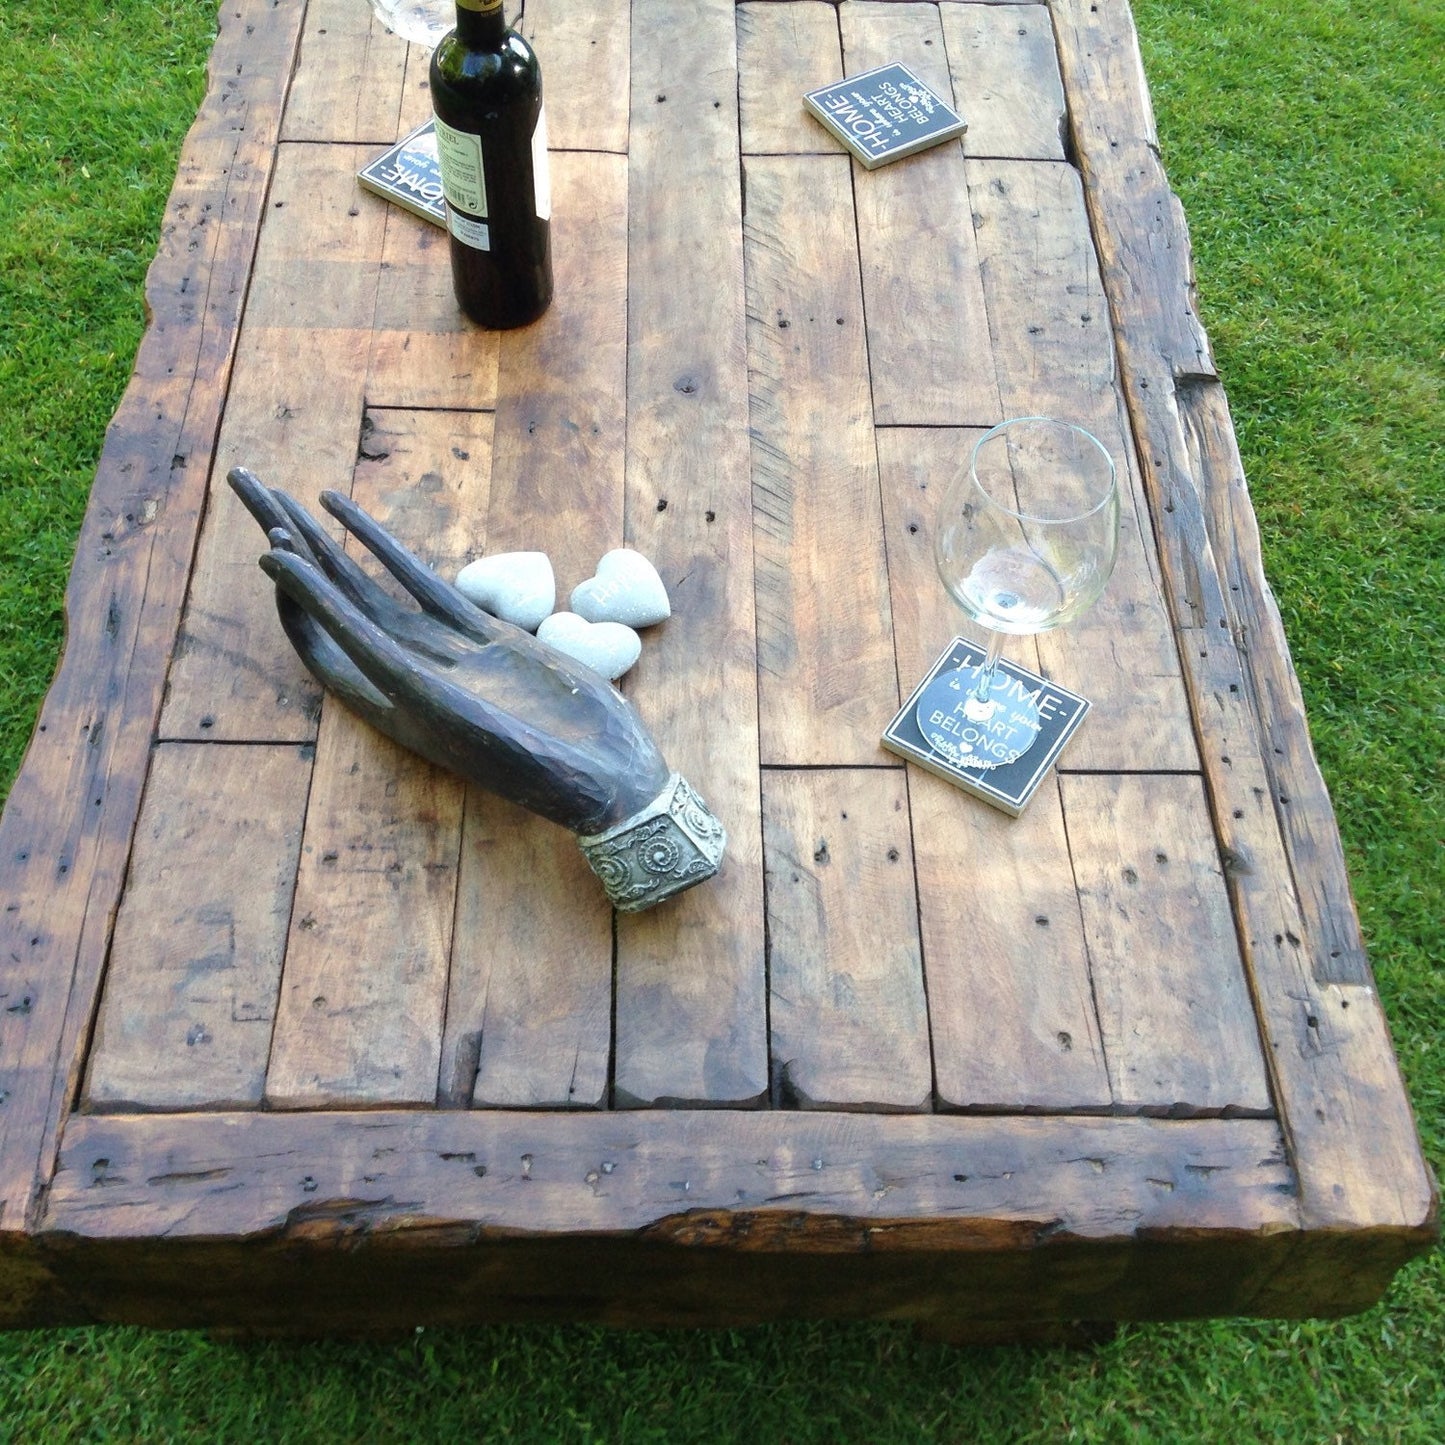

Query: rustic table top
<box><xmin>0</xmin><ymin>0</ymin><xmax>1433</xmax><ymax>1336</ymax></box>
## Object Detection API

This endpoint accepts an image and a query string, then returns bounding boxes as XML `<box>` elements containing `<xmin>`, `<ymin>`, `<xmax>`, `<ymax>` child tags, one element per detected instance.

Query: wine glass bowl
<box><xmin>936</xmin><ymin>416</ymin><xmax>1118</xmax><ymax>634</ymax></box>
<box><xmin>370</xmin><ymin>0</ymin><xmax>454</xmax><ymax>47</ymax></box>
<box><xmin>928</xmin><ymin>416</ymin><xmax>1119</xmax><ymax>766</ymax></box>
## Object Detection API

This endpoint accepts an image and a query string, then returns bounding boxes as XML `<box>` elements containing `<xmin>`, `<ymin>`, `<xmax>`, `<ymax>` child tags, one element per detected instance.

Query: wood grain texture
<box><xmin>38</xmin><ymin>1109</ymin><xmax>1365</xmax><ymax>1330</ymax></box>
<box><xmin>262</xmin><ymin>410</ymin><xmax>487</xmax><ymax>1108</ymax></box>
<box><xmin>1051</xmin><ymin>0</ymin><xmax>1435</xmax><ymax>1236</ymax></box>
<box><xmin>84</xmin><ymin>744</ymin><xmax>311</xmax><ymax>1112</ymax></box>
<box><xmin>941</xmin><ymin>2</ymin><xmax>1067</xmax><ymax>160</ymax></box>
<box><xmin>763</xmin><ymin>770</ymin><xmax>931</xmax><ymax>1111</ymax></box>
<box><xmin>161</xmin><ymin>143</ymin><xmax>389</xmax><ymax>743</ymax></box>
<box><xmin>1</xmin><ymin>0</ymin><xmax>1434</xmax><ymax>1333</ymax></box>
<box><xmin>0</xmin><ymin>0</ymin><xmax>306</xmax><ymax>1235</ymax></box>
<box><xmin>46</xmin><ymin>1107</ymin><xmax>1297</xmax><ymax>1242</ymax></box>
<box><xmin>282</xmin><ymin>0</ymin><xmax>407</xmax><ymax>144</ymax></box>
<box><xmin>1061</xmin><ymin>773</ymin><xmax>1272</xmax><ymax>1114</ymax></box>
<box><xmin>840</xmin><ymin>2</ymin><xmax>1000</xmax><ymax>425</ymax></box>
<box><xmin>966</xmin><ymin>154</ymin><xmax>1194</xmax><ymax>771</ymax></box>
<box><xmin>911</xmin><ymin>771</ymin><xmax>1111</xmax><ymax>1110</ymax></box>
<box><xmin>368</xmin><ymin>207</ymin><xmax>499</xmax><ymax>411</ymax></box>
<box><xmin>438</xmin><ymin>153</ymin><xmax>626</xmax><ymax>1112</ymax></box>
<box><xmin>443</xmin><ymin>794</ymin><xmax>613</xmax><ymax>1109</ymax></box>
<box><xmin>613</xmin><ymin>0</ymin><xmax>768</xmax><ymax>1109</ymax></box>
<box><xmin>521</xmin><ymin>0</ymin><xmax>632</xmax><ymax>153</ymax></box>
<box><xmin>745</xmin><ymin>153</ymin><xmax>899</xmax><ymax>764</ymax></box>
<box><xmin>488</xmin><ymin>150</ymin><xmax>629</xmax><ymax>589</ymax></box>
<box><xmin>399</xmin><ymin>38</ymin><xmax>434</xmax><ymax>131</ymax></box>
<box><xmin>965</xmin><ymin>157</ymin><xmax>1118</xmax><ymax>425</ymax></box>
<box><xmin>738</xmin><ymin>1</ymin><xmax>845</xmax><ymax>155</ymax></box>
<box><xmin>263</xmin><ymin>719</ymin><xmax>463</xmax><ymax>1108</ymax></box>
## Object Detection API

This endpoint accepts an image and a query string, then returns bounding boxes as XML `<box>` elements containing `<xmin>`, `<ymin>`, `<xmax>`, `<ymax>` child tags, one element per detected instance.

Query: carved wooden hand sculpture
<box><xmin>228</xmin><ymin>467</ymin><xmax>725</xmax><ymax>911</ymax></box>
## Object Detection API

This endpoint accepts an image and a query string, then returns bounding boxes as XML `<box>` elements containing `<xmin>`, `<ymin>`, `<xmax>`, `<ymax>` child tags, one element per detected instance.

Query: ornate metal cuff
<box><xmin>577</xmin><ymin>773</ymin><xmax>727</xmax><ymax>912</ymax></box>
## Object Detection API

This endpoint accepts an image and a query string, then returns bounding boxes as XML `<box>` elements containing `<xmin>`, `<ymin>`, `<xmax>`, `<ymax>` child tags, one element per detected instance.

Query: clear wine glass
<box><xmin>370</xmin><ymin>1</ymin><xmax>528</xmax><ymax>48</ymax></box>
<box><xmin>369</xmin><ymin>0</ymin><xmax>454</xmax><ymax>47</ymax></box>
<box><xmin>928</xmin><ymin>416</ymin><xmax>1119</xmax><ymax>770</ymax></box>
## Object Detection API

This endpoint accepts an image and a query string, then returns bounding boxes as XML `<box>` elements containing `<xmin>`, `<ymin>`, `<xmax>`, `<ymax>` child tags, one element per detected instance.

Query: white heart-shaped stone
<box><xmin>455</xmin><ymin>551</ymin><xmax>555</xmax><ymax>632</ymax></box>
<box><xmin>536</xmin><ymin>612</ymin><xmax>642</xmax><ymax>681</ymax></box>
<box><xmin>569</xmin><ymin>548</ymin><xmax>671</xmax><ymax>629</ymax></box>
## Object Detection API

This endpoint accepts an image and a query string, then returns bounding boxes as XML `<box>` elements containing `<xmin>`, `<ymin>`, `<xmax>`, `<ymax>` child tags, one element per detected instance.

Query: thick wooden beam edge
<box><xmin>29</xmin><ymin>1108</ymin><xmax>1357</xmax><ymax>1328</ymax></box>
<box><xmin>0</xmin><ymin>0</ymin><xmax>306</xmax><ymax>1238</ymax></box>
<box><xmin>0</xmin><ymin>1233</ymin><xmax>92</xmax><ymax>1328</ymax></box>
<box><xmin>1049</xmin><ymin>0</ymin><xmax>1436</xmax><ymax>1247</ymax></box>
<box><xmin>44</xmin><ymin>1110</ymin><xmax>1294</xmax><ymax>1241</ymax></box>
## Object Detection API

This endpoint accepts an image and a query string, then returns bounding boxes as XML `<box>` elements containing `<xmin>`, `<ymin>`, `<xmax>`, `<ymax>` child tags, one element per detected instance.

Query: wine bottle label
<box><xmin>456</xmin><ymin>0</ymin><xmax>503</xmax><ymax>12</ymax></box>
<box><xmin>433</xmin><ymin>115</ymin><xmax>488</xmax><ymax>220</ymax></box>
<box><xmin>447</xmin><ymin>211</ymin><xmax>491</xmax><ymax>252</ymax></box>
<box><xmin>532</xmin><ymin>106</ymin><xmax>552</xmax><ymax>221</ymax></box>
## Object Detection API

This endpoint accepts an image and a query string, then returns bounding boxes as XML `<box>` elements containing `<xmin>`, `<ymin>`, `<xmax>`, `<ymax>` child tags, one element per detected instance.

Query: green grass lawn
<box><xmin>1</xmin><ymin>0</ymin><xmax>1441</xmax><ymax>1439</ymax></box>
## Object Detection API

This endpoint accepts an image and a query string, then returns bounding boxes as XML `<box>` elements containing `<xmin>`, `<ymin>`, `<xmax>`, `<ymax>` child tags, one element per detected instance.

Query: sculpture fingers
<box><xmin>257</xmin><ymin>548</ymin><xmax>605</xmax><ymax>827</ymax></box>
<box><xmin>258</xmin><ymin>548</ymin><xmax>437</xmax><ymax>709</ymax></box>
<box><xmin>268</xmin><ymin>487</ymin><xmax>398</xmax><ymax>622</ymax></box>
<box><xmin>229</xmin><ymin>467</ymin><xmax>319</xmax><ymax>566</ymax></box>
<box><xmin>319</xmin><ymin>489</ymin><xmax>506</xmax><ymax>644</ymax></box>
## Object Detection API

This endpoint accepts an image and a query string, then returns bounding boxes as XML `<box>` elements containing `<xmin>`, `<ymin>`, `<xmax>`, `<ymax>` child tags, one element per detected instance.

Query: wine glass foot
<box><xmin>915</xmin><ymin>663</ymin><xmax>1043</xmax><ymax>773</ymax></box>
<box><xmin>961</xmin><ymin>690</ymin><xmax>999</xmax><ymax>724</ymax></box>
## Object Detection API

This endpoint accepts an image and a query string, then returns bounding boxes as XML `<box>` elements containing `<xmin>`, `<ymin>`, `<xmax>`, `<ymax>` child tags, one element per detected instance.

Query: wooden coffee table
<box><xmin>0</xmin><ymin>0</ymin><xmax>1433</xmax><ymax>1337</ymax></box>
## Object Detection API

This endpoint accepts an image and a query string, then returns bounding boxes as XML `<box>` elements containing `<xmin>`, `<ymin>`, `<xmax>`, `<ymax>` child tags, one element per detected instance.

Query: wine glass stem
<box><xmin>974</xmin><ymin>630</ymin><xmax>1006</xmax><ymax>702</ymax></box>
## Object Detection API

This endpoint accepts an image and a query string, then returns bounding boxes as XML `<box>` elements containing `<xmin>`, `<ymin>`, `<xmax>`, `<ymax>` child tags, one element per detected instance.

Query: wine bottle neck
<box><xmin>455</xmin><ymin>0</ymin><xmax>507</xmax><ymax>47</ymax></box>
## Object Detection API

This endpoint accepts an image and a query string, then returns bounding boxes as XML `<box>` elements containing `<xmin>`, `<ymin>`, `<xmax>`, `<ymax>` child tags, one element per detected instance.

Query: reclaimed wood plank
<box><xmin>437</xmin><ymin>150</ymin><xmax>626</xmax><ymax>1112</ymax></box>
<box><xmin>161</xmin><ymin>143</ymin><xmax>388</xmax><ymax>743</ymax></box>
<box><xmin>840</xmin><ymin>2</ymin><xmax>1000</xmax><ymax>425</ymax></box>
<box><xmin>1182</xmin><ymin>383</ymin><xmax>1373</xmax><ymax>989</ymax></box>
<box><xmin>745</xmin><ymin>153</ymin><xmax>898</xmax><ymax>765</ymax></box>
<box><xmin>42</xmin><ymin>1110</ymin><xmax>1336</xmax><ymax>1329</ymax></box>
<box><xmin>875</xmin><ymin>426</ymin><xmax>1109</xmax><ymax>1107</ymax></box>
<box><xmin>444</xmin><ymin>795</ymin><xmax>614</xmax><ymax>1109</ymax></box>
<box><xmin>488</xmin><ymin>150</ymin><xmax>628</xmax><ymax>588</ymax></box>
<box><xmin>83</xmin><ymin>743</ymin><xmax>311</xmax><ymax>1112</ymax></box>
<box><xmin>1061</xmin><ymin>772</ymin><xmax>1272</xmax><ymax>1114</ymax></box>
<box><xmin>263</xmin><ymin>409</ymin><xmax>486</xmax><ymax>1108</ymax></box>
<box><xmin>965</xmin><ymin>156</ymin><xmax>1117</xmax><ymax>426</ymax></box>
<box><xmin>738</xmin><ymin>1</ymin><xmax>845</xmax><ymax>156</ymax></box>
<box><xmin>48</xmin><ymin>1107</ymin><xmax>1297</xmax><ymax>1242</ymax></box>
<box><xmin>941</xmin><ymin>1</ymin><xmax>1067</xmax><ymax>160</ymax></box>
<box><xmin>1051</xmin><ymin>0</ymin><xmax>1435</xmax><ymax>1239</ymax></box>
<box><xmin>521</xmin><ymin>0</ymin><xmax>632</xmax><ymax>153</ymax></box>
<box><xmin>344</xmin><ymin>408</ymin><xmax>495</xmax><ymax>584</ymax></box>
<box><xmin>966</xmin><ymin>154</ymin><xmax>1194</xmax><ymax>771</ymax></box>
<box><xmin>367</xmin><ymin>208</ymin><xmax>499</xmax><ymax>411</ymax></box>
<box><xmin>0</xmin><ymin>0</ymin><xmax>306</xmax><ymax>1236</ymax></box>
<box><xmin>263</xmin><ymin>721</ymin><xmax>462</xmax><ymax>1109</ymax></box>
<box><xmin>763</xmin><ymin>770</ymin><xmax>931</xmax><ymax>1111</ymax></box>
<box><xmin>283</xmin><ymin>0</ymin><xmax>407</xmax><ymax>144</ymax></box>
<box><xmin>842</xmin><ymin>0</ymin><xmax>952</xmax><ymax>91</ymax></box>
<box><xmin>916</xmin><ymin>772</ymin><xmax>1111</xmax><ymax>1109</ymax></box>
<box><xmin>612</xmin><ymin>0</ymin><xmax>769</xmax><ymax>1109</ymax></box>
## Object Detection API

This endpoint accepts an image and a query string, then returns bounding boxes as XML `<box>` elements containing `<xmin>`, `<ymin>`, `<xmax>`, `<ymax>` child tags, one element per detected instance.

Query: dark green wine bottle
<box><xmin>430</xmin><ymin>0</ymin><xmax>553</xmax><ymax>328</ymax></box>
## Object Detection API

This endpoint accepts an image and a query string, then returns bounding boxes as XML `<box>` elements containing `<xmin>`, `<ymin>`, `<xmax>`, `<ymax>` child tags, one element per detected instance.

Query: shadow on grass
<box><xmin>3</xmin><ymin>1254</ymin><xmax>1443</xmax><ymax>1443</ymax></box>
